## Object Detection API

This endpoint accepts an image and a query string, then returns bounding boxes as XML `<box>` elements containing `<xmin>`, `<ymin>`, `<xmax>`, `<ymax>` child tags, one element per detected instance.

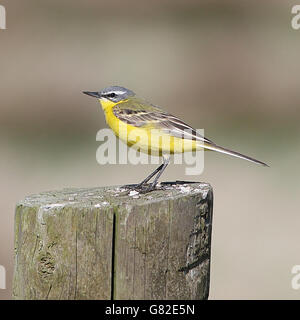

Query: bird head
<box><xmin>83</xmin><ymin>86</ymin><xmax>135</xmax><ymax>110</ymax></box>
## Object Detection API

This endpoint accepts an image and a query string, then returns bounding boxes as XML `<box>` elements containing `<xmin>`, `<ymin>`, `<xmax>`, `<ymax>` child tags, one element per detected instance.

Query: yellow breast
<box><xmin>102</xmin><ymin>101</ymin><xmax>199</xmax><ymax>156</ymax></box>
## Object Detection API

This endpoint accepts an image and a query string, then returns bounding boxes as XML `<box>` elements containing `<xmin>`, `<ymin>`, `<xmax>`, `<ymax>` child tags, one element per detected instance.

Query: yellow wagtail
<box><xmin>83</xmin><ymin>86</ymin><xmax>268</xmax><ymax>192</ymax></box>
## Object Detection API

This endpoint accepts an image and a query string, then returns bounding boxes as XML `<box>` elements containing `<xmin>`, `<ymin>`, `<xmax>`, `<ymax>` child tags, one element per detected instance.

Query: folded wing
<box><xmin>113</xmin><ymin>99</ymin><xmax>213</xmax><ymax>144</ymax></box>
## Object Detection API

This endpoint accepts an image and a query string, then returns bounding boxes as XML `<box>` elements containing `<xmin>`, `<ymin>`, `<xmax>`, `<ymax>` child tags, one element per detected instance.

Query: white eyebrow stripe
<box><xmin>106</xmin><ymin>91</ymin><xmax>125</xmax><ymax>95</ymax></box>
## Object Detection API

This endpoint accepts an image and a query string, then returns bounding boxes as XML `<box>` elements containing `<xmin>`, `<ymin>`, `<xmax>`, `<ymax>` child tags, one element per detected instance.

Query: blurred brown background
<box><xmin>1</xmin><ymin>0</ymin><xmax>300</xmax><ymax>299</ymax></box>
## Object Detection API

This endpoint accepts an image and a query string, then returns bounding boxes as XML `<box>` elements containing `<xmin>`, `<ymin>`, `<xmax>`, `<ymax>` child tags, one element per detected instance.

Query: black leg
<box><xmin>137</xmin><ymin>163</ymin><xmax>164</xmax><ymax>187</ymax></box>
<box><xmin>121</xmin><ymin>156</ymin><xmax>170</xmax><ymax>193</ymax></box>
<box><xmin>121</xmin><ymin>163</ymin><xmax>164</xmax><ymax>190</ymax></box>
<box><xmin>150</xmin><ymin>156</ymin><xmax>170</xmax><ymax>188</ymax></box>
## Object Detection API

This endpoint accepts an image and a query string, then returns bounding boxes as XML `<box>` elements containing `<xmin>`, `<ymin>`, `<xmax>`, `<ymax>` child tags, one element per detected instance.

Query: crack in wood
<box><xmin>178</xmin><ymin>253</ymin><xmax>210</xmax><ymax>274</ymax></box>
<box><xmin>110</xmin><ymin>211</ymin><xmax>117</xmax><ymax>300</ymax></box>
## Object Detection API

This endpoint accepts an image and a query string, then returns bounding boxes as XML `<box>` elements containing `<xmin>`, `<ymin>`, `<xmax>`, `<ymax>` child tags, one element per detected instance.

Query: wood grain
<box><xmin>13</xmin><ymin>183</ymin><xmax>213</xmax><ymax>300</ymax></box>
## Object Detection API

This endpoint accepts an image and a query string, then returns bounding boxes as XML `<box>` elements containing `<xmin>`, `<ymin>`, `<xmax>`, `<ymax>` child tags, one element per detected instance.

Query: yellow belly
<box><xmin>104</xmin><ymin>108</ymin><xmax>199</xmax><ymax>155</ymax></box>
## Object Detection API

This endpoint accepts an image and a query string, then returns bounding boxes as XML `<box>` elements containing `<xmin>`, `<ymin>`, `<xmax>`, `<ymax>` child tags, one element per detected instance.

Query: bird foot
<box><xmin>121</xmin><ymin>181</ymin><xmax>196</xmax><ymax>195</ymax></box>
<box><xmin>137</xmin><ymin>184</ymin><xmax>156</xmax><ymax>194</ymax></box>
<box><xmin>121</xmin><ymin>183</ymin><xmax>157</xmax><ymax>194</ymax></box>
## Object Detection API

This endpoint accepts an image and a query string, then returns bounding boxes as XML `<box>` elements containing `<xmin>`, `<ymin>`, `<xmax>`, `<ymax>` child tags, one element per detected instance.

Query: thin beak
<box><xmin>83</xmin><ymin>91</ymin><xmax>101</xmax><ymax>98</ymax></box>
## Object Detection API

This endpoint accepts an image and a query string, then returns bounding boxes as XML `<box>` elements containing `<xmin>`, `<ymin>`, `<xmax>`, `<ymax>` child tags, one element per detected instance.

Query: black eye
<box><xmin>106</xmin><ymin>93</ymin><xmax>116</xmax><ymax>98</ymax></box>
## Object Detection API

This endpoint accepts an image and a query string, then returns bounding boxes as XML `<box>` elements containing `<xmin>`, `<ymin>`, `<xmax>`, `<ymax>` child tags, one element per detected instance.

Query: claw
<box><xmin>120</xmin><ymin>183</ymin><xmax>157</xmax><ymax>194</ymax></box>
<box><xmin>138</xmin><ymin>184</ymin><xmax>156</xmax><ymax>194</ymax></box>
<box><xmin>121</xmin><ymin>184</ymin><xmax>140</xmax><ymax>190</ymax></box>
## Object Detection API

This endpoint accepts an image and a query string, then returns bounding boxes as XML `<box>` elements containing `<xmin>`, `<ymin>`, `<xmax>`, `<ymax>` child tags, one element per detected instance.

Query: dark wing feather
<box><xmin>113</xmin><ymin>99</ymin><xmax>214</xmax><ymax>144</ymax></box>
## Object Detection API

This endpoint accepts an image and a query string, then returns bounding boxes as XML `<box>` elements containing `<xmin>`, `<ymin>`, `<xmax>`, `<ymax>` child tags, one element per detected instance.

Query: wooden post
<box><xmin>13</xmin><ymin>182</ymin><xmax>213</xmax><ymax>300</ymax></box>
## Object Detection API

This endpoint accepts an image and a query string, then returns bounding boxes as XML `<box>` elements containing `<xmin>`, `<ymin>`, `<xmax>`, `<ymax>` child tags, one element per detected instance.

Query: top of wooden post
<box><xmin>18</xmin><ymin>182</ymin><xmax>212</xmax><ymax>210</ymax></box>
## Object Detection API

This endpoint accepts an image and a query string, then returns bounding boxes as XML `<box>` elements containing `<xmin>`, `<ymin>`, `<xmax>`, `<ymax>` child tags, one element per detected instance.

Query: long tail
<box><xmin>203</xmin><ymin>143</ymin><xmax>269</xmax><ymax>167</ymax></box>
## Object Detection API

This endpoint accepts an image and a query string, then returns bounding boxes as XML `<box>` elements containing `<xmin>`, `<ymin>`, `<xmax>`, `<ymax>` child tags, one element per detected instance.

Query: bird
<box><xmin>83</xmin><ymin>86</ymin><xmax>268</xmax><ymax>192</ymax></box>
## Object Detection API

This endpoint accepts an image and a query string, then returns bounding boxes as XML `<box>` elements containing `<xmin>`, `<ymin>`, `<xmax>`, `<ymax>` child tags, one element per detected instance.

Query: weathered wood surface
<box><xmin>13</xmin><ymin>182</ymin><xmax>213</xmax><ymax>300</ymax></box>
